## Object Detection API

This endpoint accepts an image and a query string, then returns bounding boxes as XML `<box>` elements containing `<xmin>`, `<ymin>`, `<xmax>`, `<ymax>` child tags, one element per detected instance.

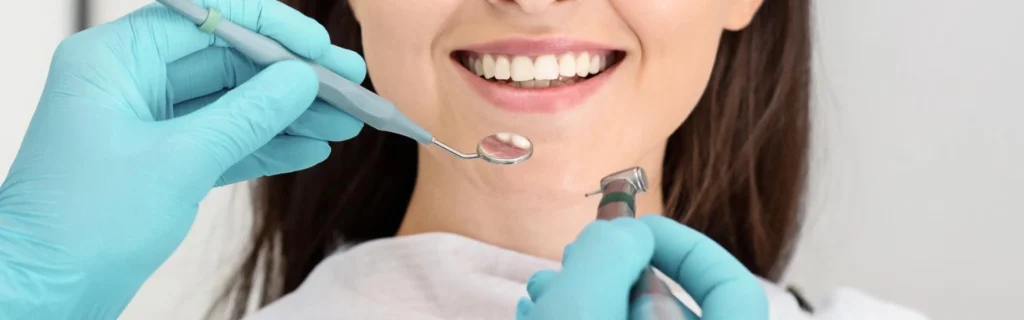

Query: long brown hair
<box><xmin>214</xmin><ymin>0</ymin><xmax>811</xmax><ymax>318</ymax></box>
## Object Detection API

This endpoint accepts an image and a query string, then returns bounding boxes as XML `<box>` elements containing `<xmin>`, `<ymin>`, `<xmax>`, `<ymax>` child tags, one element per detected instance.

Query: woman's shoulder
<box><xmin>757</xmin><ymin>279</ymin><xmax>931</xmax><ymax>320</ymax></box>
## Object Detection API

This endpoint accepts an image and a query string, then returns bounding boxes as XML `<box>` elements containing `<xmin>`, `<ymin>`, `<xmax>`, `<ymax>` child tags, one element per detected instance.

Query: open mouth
<box><xmin>452</xmin><ymin>50</ymin><xmax>626</xmax><ymax>89</ymax></box>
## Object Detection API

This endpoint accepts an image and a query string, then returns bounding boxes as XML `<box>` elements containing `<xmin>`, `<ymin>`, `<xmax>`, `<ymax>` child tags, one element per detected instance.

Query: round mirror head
<box><xmin>477</xmin><ymin>132</ymin><xmax>533</xmax><ymax>165</ymax></box>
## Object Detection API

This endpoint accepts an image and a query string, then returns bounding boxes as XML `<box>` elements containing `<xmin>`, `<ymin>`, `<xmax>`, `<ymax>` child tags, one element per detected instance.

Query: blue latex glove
<box><xmin>0</xmin><ymin>1</ymin><xmax>365</xmax><ymax>318</ymax></box>
<box><xmin>517</xmin><ymin>216</ymin><xmax>769</xmax><ymax>320</ymax></box>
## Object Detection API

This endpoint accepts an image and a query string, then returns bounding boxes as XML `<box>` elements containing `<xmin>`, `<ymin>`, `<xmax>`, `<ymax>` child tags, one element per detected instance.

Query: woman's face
<box><xmin>349</xmin><ymin>0</ymin><xmax>762</xmax><ymax>199</ymax></box>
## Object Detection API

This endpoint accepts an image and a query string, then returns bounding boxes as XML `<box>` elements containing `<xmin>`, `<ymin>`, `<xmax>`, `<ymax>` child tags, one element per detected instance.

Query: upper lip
<box><xmin>454</xmin><ymin>37</ymin><xmax>624</xmax><ymax>56</ymax></box>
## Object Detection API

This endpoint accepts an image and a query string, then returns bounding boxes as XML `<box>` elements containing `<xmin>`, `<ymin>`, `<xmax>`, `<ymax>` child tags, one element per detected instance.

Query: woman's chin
<box><xmin>415</xmin><ymin>117</ymin><xmax>666</xmax><ymax>207</ymax></box>
<box><xmin>475</xmin><ymin>150</ymin><xmax>637</xmax><ymax>203</ymax></box>
<box><xmin>418</xmin><ymin>146</ymin><xmax>585</xmax><ymax>200</ymax></box>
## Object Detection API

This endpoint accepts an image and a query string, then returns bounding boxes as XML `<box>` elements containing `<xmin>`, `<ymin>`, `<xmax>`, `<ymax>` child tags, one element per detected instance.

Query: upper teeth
<box><xmin>495</xmin><ymin>132</ymin><xmax>532</xmax><ymax>150</ymax></box>
<box><xmin>467</xmin><ymin>52</ymin><xmax>612</xmax><ymax>82</ymax></box>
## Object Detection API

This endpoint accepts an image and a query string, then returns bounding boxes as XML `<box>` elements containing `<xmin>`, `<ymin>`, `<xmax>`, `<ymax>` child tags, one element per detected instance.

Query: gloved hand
<box><xmin>517</xmin><ymin>216</ymin><xmax>769</xmax><ymax>320</ymax></box>
<box><xmin>0</xmin><ymin>1</ymin><xmax>365</xmax><ymax>318</ymax></box>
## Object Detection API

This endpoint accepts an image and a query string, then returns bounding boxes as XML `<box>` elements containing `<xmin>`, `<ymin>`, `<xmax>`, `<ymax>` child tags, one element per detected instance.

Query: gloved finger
<box><xmin>559</xmin><ymin>218</ymin><xmax>654</xmax><ymax>284</ymax></box>
<box><xmin>215</xmin><ymin>135</ymin><xmax>330</xmax><ymax>186</ymax></box>
<box><xmin>172</xmin><ymin>90</ymin><xmax>227</xmax><ymax>118</ymax></box>
<box><xmin>639</xmin><ymin>215</ymin><xmax>769</xmax><ymax>320</ymax></box>
<box><xmin>174</xmin><ymin>91</ymin><xmax>363</xmax><ymax>142</ymax></box>
<box><xmin>285</xmin><ymin>101</ymin><xmax>364</xmax><ymax>141</ymax></box>
<box><xmin>124</xmin><ymin>0</ymin><xmax>331</xmax><ymax>64</ymax></box>
<box><xmin>314</xmin><ymin>45</ymin><xmax>368</xmax><ymax>84</ymax></box>
<box><xmin>523</xmin><ymin>218</ymin><xmax>653</xmax><ymax>320</ymax></box>
<box><xmin>515</xmin><ymin>297</ymin><xmax>535</xmax><ymax>320</ymax></box>
<box><xmin>167</xmin><ymin>45</ymin><xmax>364</xmax><ymax>141</ymax></box>
<box><xmin>167</xmin><ymin>45</ymin><xmax>366</xmax><ymax>105</ymax></box>
<box><xmin>167</xmin><ymin>47</ymin><xmax>258</xmax><ymax>104</ymax></box>
<box><xmin>525</xmin><ymin>270</ymin><xmax>559</xmax><ymax>301</ymax></box>
<box><xmin>176</xmin><ymin>60</ymin><xmax>319</xmax><ymax>175</ymax></box>
<box><xmin>631</xmin><ymin>295</ymin><xmax>701</xmax><ymax>320</ymax></box>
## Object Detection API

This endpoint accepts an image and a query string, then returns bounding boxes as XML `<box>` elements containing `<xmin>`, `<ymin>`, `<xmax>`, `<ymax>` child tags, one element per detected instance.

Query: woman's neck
<box><xmin>396</xmin><ymin>146</ymin><xmax>666</xmax><ymax>261</ymax></box>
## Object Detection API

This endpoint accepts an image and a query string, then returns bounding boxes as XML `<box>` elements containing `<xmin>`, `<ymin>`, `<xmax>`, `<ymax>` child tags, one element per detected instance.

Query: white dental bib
<box><xmin>245</xmin><ymin>233</ymin><xmax>928</xmax><ymax>320</ymax></box>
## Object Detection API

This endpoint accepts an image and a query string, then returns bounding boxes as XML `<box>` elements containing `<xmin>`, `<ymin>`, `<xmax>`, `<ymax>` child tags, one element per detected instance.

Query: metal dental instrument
<box><xmin>587</xmin><ymin>167</ymin><xmax>689</xmax><ymax>320</ymax></box>
<box><xmin>462</xmin><ymin>132</ymin><xmax>533</xmax><ymax>165</ymax></box>
<box><xmin>156</xmin><ymin>0</ymin><xmax>532</xmax><ymax>165</ymax></box>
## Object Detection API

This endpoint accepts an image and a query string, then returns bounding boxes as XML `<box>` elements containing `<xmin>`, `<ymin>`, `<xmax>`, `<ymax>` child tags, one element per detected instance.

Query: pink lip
<box><xmin>453</xmin><ymin>38</ymin><xmax>622</xmax><ymax>114</ymax></box>
<box><xmin>457</xmin><ymin>38</ymin><xmax>622</xmax><ymax>56</ymax></box>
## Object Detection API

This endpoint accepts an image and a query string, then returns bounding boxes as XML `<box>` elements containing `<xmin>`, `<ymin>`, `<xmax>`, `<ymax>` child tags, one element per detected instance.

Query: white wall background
<box><xmin>1</xmin><ymin>1</ymin><xmax>1021</xmax><ymax>319</ymax></box>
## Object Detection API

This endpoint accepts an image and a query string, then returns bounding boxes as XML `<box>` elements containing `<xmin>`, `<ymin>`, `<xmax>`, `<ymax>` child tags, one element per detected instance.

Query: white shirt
<box><xmin>246</xmin><ymin>233</ymin><xmax>929</xmax><ymax>320</ymax></box>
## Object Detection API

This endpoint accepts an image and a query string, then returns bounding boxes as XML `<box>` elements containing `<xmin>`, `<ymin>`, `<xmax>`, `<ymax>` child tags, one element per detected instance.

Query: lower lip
<box><xmin>454</xmin><ymin>59</ymin><xmax>618</xmax><ymax>114</ymax></box>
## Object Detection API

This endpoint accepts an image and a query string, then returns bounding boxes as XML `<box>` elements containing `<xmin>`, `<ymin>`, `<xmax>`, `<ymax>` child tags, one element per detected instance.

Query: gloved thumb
<box><xmin>559</xmin><ymin>218</ymin><xmax>654</xmax><ymax>291</ymax></box>
<box><xmin>521</xmin><ymin>218</ymin><xmax>654</xmax><ymax>320</ymax></box>
<box><xmin>175</xmin><ymin>60</ymin><xmax>319</xmax><ymax>178</ymax></box>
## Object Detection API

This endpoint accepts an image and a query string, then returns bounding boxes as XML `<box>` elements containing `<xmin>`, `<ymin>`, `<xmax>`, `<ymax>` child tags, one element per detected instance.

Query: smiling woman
<box><xmin>0</xmin><ymin>0</ymin><xmax>996</xmax><ymax>318</ymax></box>
<box><xmin>216</xmin><ymin>0</ymin><xmax>813</xmax><ymax>318</ymax></box>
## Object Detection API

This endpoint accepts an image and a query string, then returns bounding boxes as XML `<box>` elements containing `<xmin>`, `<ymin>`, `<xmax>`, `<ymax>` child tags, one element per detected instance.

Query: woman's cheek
<box><xmin>361</xmin><ymin>38</ymin><xmax>440</xmax><ymax>128</ymax></box>
<box><xmin>351</xmin><ymin>4</ymin><xmax>456</xmax><ymax>129</ymax></box>
<box><xmin>612</xmin><ymin>0</ymin><xmax>728</xmax><ymax>140</ymax></box>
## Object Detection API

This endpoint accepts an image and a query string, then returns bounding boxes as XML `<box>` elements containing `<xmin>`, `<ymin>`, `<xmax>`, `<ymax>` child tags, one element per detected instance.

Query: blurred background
<box><xmin>1</xmin><ymin>1</ymin><xmax>1021</xmax><ymax>319</ymax></box>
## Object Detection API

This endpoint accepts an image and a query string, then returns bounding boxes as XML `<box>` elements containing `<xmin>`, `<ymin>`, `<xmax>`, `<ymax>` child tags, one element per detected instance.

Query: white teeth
<box><xmin>496</xmin><ymin>132</ymin><xmax>532</xmax><ymax>149</ymax></box>
<box><xmin>496</xmin><ymin>132</ymin><xmax>512</xmax><ymax>142</ymax></box>
<box><xmin>576</xmin><ymin>52</ymin><xmax>590</xmax><ymax>77</ymax></box>
<box><xmin>558</xmin><ymin>53</ymin><xmax>577</xmax><ymax>77</ymax></box>
<box><xmin>474</xmin><ymin>57</ymin><xmax>485</xmax><ymax>76</ymax></box>
<box><xmin>466</xmin><ymin>51</ymin><xmax>616</xmax><ymax>84</ymax></box>
<box><xmin>510</xmin><ymin>134</ymin><xmax>532</xmax><ymax>150</ymax></box>
<box><xmin>533</xmin><ymin>55</ymin><xmax>559</xmax><ymax>81</ymax></box>
<box><xmin>494</xmin><ymin>56</ymin><xmax>511</xmax><ymax>80</ymax></box>
<box><xmin>510</xmin><ymin>56</ymin><xmax>535</xmax><ymax>81</ymax></box>
<box><xmin>482</xmin><ymin>54</ymin><xmax>496</xmax><ymax>79</ymax></box>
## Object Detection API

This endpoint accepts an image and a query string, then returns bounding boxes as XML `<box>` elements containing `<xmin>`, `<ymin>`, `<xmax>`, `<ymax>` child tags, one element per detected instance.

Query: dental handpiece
<box><xmin>591</xmin><ymin>167</ymin><xmax>689</xmax><ymax>320</ymax></box>
<box><xmin>156</xmin><ymin>0</ymin><xmax>434</xmax><ymax>145</ymax></box>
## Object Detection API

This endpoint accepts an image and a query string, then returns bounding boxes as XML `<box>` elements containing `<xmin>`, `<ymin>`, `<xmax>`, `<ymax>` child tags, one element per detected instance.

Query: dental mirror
<box><xmin>431</xmin><ymin>132</ymin><xmax>533</xmax><ymax>165</ymax></box>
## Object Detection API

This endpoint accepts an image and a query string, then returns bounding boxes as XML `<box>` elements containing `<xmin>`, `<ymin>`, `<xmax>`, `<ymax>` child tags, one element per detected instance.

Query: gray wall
<box><xmin>1</xmin><ymin>1</ymin><xmax>1020</xmax><ymax>319</ymax></box>
<box><xmin>786</xmin><ymin>1</ymin><xmax>1022</xmax><ymax>319</ymax></box>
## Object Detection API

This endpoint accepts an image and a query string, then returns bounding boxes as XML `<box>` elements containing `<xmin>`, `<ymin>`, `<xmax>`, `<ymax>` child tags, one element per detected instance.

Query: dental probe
<box><xmin>156</xmin><ymin>0</ymin><xmax>469</xmax><ymax>157</ymax></box>
<box><xmin>590</xmin><ymin>167</ymin><xmax>689</xmax><ymax>320</ymax></box>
